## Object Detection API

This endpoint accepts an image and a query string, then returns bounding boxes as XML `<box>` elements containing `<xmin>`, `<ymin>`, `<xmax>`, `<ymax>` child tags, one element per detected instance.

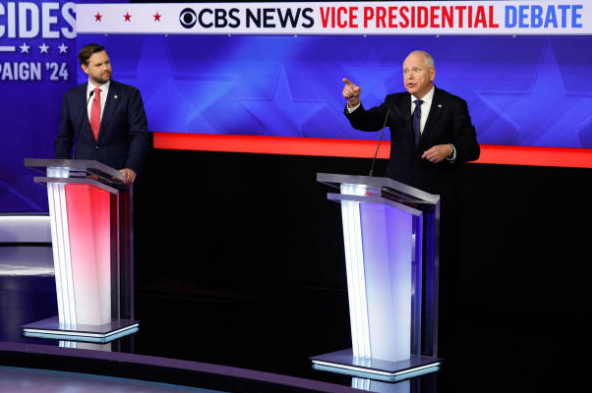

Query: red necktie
<box><xmin>90</xmin><ymin>87</ymin><xmax>101</xmax><ymax>140</ymax></box>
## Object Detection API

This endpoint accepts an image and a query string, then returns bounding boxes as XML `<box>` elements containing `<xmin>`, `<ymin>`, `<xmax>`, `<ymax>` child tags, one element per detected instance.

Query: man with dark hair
<box><xmin>77</xmin><ymin>43</ymin><xmax>105</xmax><ymax>67</ymax></box>
<box><xmin>55</xmin><ymin>43</ymin><xmax>148</xmax><ymax>184</ymax></box>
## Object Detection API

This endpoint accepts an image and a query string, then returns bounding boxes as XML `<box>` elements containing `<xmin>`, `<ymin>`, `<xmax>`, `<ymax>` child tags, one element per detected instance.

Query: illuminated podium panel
<box><xmin>22</xmin><ymin>159</ymin><xmax>138</xmax><ymax>343</ymax></box>
<box><xmin>311</xmin><ymin>173</ymin><xmax>441</xmax><ymax>382</ymax></box>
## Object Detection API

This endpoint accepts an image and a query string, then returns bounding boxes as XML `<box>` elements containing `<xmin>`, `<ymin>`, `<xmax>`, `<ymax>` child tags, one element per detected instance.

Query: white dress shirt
<box><xmin>347</xmin><ymin>85</ymin><xmax>456</xmax><ymax>161</ymax></box>
<box><xmin>346</xmin><ymin>85</ymin><xmax>435</xmax><ymax>136</ymax></box>
<box><xmin>86</xmin><ymin>80</ymin><xmax>110</xmax><ymax>122</ymax></box>
<box><xmin>410</xmin><ymin>86</ymin><xmax>435</xmax><ymax>135</ymax></box>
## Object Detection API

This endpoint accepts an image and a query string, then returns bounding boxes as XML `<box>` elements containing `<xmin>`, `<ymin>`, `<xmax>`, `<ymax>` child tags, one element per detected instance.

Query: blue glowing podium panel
<box><xmin>312</xmin><ymin>173</ymin><xmax>440</xmax><ymax>381</ymax></box>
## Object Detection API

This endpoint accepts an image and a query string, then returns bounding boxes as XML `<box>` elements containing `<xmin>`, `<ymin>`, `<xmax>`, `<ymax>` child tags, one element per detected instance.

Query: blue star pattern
<box><xmin>96</xmin><ymin>35</ymin><xmax>240</xmax><ymax>135</ymax></box>
<box><xmin>239</xmin><ymin>66</ymin><xmax>326</xmax><ymax>137</ymax></box>
<box><xmin>76</xmin><ymin>34</ymin><xmax>592</xmax><ymax>148</ymax></box>
<box><xmin>0</xmin><ymin>0</ymin><xmax>140</xmax><ymax>212</ymax></box>
<box><xmin>4</xmin><ymin>31</ymin><xmax>592</xmax><ymax>211</ymax></box>
<box><xmin>478</xmin><ymin>42</ymin><xmax>592</xmax><ymax>148</ymax></box>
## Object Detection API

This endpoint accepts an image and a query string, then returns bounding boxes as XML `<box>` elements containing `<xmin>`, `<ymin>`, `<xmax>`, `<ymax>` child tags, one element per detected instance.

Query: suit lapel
<box><xmin>400</xmin><ymin>94</ymin><xmax>414</xmax><ymax>145</ymax></box>
<box><xmin>77</xmin><ymin>83</ymin><xmax>92</xmax><ymax>139</ymax></box>
<box><xmin>98</xmin><ymin>81</ymin><xmax>120</xmax><ymax>142</ymax></box>
<box><xmin>420</xmin><ymin>87</ymin><xmax>443</xmax><ymax>144</ymax></box>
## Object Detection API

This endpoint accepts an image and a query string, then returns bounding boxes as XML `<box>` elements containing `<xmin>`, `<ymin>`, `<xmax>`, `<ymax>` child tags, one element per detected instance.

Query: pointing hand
<box><xmin>342</xmin><ymin>78</ymin><xmax>361</xmax><ymax>108</ymax></box>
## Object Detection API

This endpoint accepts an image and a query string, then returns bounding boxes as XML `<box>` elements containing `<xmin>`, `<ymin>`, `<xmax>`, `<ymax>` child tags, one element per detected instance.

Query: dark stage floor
<box><xmin>0</xmin><ymin>261</ymin><xmax>588</xmax><ymax>393</ymax></box>
<box><xmin>0</xmin><ymin>269</ymin><xmax>439</xmax><ymax>393</ymax></box>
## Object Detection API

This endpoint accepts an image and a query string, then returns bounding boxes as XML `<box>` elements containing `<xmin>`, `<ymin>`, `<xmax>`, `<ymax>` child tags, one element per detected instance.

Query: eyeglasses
<box><xmin>403</xmin><ymin>68</ymin><xmax>423</xmax><ymax>76</ymax></box>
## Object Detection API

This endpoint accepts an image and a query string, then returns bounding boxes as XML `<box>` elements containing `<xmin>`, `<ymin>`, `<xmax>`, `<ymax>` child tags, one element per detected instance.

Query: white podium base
<box><xmin>311</xmin><ymin>349</ymin><xmax>441</xmax><ymax>382</ymax></box>
<box><xmin>23</xmin><ymin>316</ymin><xmax>139</xmax><ymax>343</ymax></box>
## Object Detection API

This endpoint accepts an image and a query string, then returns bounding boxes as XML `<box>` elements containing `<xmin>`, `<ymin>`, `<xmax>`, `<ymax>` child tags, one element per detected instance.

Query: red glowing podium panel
<box><xmin>22</xmin><ymin>159</ymin><xmax>138</xmax><ymax>342</ymax></box>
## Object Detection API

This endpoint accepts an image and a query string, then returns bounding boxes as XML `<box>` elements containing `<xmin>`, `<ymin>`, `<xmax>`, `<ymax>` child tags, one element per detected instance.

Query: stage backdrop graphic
<box><xmin>76</xmin><ymin>2</ymin><xmax>592</xmax><ymax>162</ymax></box>
<box><xmin>2</xmin><ymin>1</ymin><xmax>592</xmax><ymax>212</ymax></box>
<box><xmin>0</xmin><ymin>0</ymin><xmax>123</xmax><ymax>212</ymax></box>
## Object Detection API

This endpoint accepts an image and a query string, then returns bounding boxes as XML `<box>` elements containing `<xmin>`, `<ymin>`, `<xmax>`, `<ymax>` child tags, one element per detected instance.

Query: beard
<box><xmin>90</xmin><ymin>71</ymin><xmax>112</xmax><ymax>85</ymax></box>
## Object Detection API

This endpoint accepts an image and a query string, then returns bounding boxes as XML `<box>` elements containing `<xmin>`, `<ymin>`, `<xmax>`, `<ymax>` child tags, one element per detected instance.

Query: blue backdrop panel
<box><xmin>80</xmin><ymin>33</ymin><xmax>592</xmax><ymax>149</ymax></box>
<box><xmin>1</xmin><ymin>1</ymin><xmax>76</xmax><ymax>212</ymax></box>
<box><xmin>3</xmin><ymin>2</ymin><xmax>592</xmax><ymax>212</ymax></box>
<box><xmin>0</xmin><ymin>0</ymin><xmax>122</xmax><ymax>212</ymax></box>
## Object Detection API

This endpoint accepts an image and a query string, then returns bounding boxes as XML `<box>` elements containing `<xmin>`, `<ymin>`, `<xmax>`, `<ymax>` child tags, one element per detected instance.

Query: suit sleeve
<box><xmin>451</xmin><ymin>99</ymin><xmax>480</xmax><ymax>164</ymax></box>
<box><xmin>55</xmin><ymin>94</ymin><xmax>74</xmax><ymax>159</ymax></box>
<box><xmin>124</xmin><ymin>87</ymin><xmax>149</xmax><ymax>175</ymax></box>
<box><xmin>344</xmin><ymin>98</ymin><xmax>391</xmax><ymax>132</ymax></box>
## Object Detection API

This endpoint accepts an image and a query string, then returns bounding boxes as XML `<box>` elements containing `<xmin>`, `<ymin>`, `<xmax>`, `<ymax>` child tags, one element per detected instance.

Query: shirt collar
<box><xmin>411</xmin><ymin>85</ymin><xmax>435</xmax><ymax>105</ymax></box>
<box><xmin>86</xmin><ymin>79</ymin><xmax>110</xmax><ymax>96</ymax></box>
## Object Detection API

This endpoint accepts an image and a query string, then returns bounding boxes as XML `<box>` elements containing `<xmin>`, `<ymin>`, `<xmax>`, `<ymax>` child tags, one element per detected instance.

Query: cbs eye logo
<box><xmin>179</xmin><ymin>8</ymin><xmax>197</xmax><ymax>28</ymax></box>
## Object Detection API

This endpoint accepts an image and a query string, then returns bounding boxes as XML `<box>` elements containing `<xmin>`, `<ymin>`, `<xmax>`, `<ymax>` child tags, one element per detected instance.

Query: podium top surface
<box><xmin>317</xmin><ymin>173</ymin><xmax>440</xmax><ymax>206</ymax></box>
<box><xmin>25</xmin><ymin>158</ymin><xmax>124</xmax><ymax>183</ymax></box>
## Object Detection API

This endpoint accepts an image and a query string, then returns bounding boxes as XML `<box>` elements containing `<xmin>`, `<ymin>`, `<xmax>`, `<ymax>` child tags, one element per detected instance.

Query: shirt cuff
<box><xmin>446</xmin><ymin>144</ymin><xmax>457</xmax><ymax>162</ymax></box>
<box><xmin>346</xmin><ymin>102</ymin><xmax>361</xmax><ymax>113</ymax></box>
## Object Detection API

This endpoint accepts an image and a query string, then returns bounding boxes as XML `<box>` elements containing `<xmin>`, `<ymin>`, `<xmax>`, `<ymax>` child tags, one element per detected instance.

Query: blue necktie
<box><xmin>413</xmin><ymin>99</ymin><xmax>423</xmax><ymax>146</ymax></box>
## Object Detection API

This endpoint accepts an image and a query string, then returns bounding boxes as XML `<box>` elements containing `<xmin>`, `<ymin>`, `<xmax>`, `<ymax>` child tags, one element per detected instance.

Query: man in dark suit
<box><xmin>55</xmin><ymin>44</ymin><xmax>148</xmax><ymax>184</ymax></box>
<box><xmin>342</xmin><ymin>50</ymin><xmax>480</xmax><ymax>359</ymax></box>
<box><xmin>342</xmin><ymin>50</ymin><xmax>480</xmax><ymax>196</ymax></box>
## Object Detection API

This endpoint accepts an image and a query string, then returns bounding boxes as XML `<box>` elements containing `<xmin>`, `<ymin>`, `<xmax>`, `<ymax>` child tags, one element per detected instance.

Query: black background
<box><xmin>103</xmin><ymin>4</ymin><xmax>592</xmax><ymax>389</ymax></box>
<box><xmin>132</xmin><ymin>141</ymin><xmax>592</xmax><ymax>392</ymax></box>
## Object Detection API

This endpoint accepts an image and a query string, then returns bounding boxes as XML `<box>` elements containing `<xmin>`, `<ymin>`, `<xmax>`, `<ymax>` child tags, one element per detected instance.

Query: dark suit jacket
<box><xmin>55</xmin><ymin>80</ymin><xmax>149</xmax><ymax>175</ymax></box>
<box><xmin>345</xmin><ymin>86</ymin><xmax>480</xmax><ymax>197</ymax></box>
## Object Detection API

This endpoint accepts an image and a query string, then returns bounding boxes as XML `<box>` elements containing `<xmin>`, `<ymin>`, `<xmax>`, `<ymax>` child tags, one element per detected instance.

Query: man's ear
<box><xmin>81</xmin><ymin>64</ymin><xmax>89</xmax><ymax>75</ymax></box>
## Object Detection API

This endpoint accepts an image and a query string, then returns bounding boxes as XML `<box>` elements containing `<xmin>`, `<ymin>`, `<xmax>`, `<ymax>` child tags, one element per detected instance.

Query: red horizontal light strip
<box><xmin>153</xmin><ymin>133</ymin><xmax>391</xmax><ymax>158</ymax></box>
<box><xmin>153</xmin><ymin>133</ymin><xmax>592</xmax><ymax>169</ymax></box>
<box><xmin>476</xmin><ymin>144</ymin><xmax>592</xmax><ymax>168</ymax></box>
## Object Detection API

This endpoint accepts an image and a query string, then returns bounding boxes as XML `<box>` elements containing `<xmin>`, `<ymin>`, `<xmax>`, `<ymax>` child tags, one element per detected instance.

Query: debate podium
<box><xmin>22</xmin><ymin>159</ymin><xmax>138</xmax><ymax>343</ymax></box>
<box><xmin>311</xmin><ymin>173</ymin><xmax>441</xmax><ymax>382</ymax></box>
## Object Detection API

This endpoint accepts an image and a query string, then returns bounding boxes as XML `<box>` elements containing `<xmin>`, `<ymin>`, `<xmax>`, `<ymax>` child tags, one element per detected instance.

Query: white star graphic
<box><xmin>58</xmin><ymin>43</ymin><xmax>68</xmax><ymax>54</ymax></box>
<box><xmin>19</xmin><ymin>43</ymin><xmax>30</xmax><ymax>54</ymax></box>
<box><xmin>39</xmin><ymin>43</ymin><xmax>49</xmax><ymax>54</ymax></box>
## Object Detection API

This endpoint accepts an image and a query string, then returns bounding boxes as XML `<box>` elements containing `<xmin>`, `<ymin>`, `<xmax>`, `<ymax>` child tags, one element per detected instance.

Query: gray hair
<box><xmin>408</xmin><ymin>50</ymin><xmax>435</xmax><ymax>69</ymax></box>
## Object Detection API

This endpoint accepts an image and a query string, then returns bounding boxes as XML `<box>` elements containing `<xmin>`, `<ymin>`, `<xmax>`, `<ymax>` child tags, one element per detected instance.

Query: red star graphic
<box><xmin>154</xmin><ymin>12</ymin><xmax>161</xmax><ymax>22</ymax></box>
<box><xmin>94</xmin><ymin>12</ymin><xmax>102</xmax><ymax>22</ymax></box>
<box><xmin>124</xmin><ymin>12</ymin><xmax>131</xmax><ymax>22</ymax></box>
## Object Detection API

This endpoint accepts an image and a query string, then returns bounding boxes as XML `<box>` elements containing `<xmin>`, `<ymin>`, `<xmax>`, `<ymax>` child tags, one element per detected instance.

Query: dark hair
<box><xmin>78</xmin><ymin>44</ymin><xmax>106</xmax><ymax>66</ymax></box>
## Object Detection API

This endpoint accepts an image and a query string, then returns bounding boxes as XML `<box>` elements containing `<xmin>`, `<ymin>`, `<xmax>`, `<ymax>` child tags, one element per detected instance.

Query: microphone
<box><xmin>87</xmin><ymin>89</ymin><xmax>95</xmax><ymax>103</ymax></box>
<box><xmin>73</xmin><ymin>90</ymin><xmax>95</xmax><ymax>159</ymax></box>
<box><xmin>369</xmin><ymin>107</ymin><xmax>390</xmax><ymax>177</ymax></box>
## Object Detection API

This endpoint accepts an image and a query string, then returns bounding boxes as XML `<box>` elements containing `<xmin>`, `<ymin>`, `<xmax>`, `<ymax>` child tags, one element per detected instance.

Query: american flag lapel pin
<box><xmin>114</xmin><ymin>95</ymin><xmax>118</xmax><ymax>99</ymax></box>
<box><xmin>437</xmin><ymin>104</ymin><xmax>442</xmax><ymax>108</ymax></box>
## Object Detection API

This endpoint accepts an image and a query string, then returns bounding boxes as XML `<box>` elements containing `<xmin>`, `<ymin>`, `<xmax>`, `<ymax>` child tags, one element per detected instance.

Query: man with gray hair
<box><xmin>342</xmin><ymin>50</ymin><xmax>480</xmax><ymax>193</ymax></box>
<box><xmin>342</xmin><ymin>50</ymin><xmax>480</xmax><ymax>358</ymax></box>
